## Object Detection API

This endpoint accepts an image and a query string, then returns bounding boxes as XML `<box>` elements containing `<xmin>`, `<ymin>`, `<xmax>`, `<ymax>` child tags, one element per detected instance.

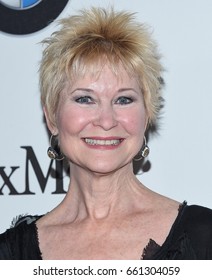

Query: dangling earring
<box><xmin>47</xmin><ymin>135</ymin><xmax>64</xmax><ymax>161</ymax></box>
<box><xmin>134</xmin><ymin>136</ymin><xmax>150</xmax><ymax>161</ymax></box>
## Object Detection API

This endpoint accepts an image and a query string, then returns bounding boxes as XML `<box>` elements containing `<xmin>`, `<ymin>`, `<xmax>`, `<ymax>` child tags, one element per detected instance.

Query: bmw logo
<box><xmin>0</xmin><ymin>0</ymin><xmax>69</xmax><ymax>35</ymax></box>
<box><xmin>0</xmin><ymin>0</ymin><xmax>42</xmax><ymax>10</ymax></box>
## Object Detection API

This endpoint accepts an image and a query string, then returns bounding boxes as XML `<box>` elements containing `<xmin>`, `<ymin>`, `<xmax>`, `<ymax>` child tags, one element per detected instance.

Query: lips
<box><xmin>83</xmin><ymin>138</ymin><xmax>124</xmax><ymax>146</ymax></box>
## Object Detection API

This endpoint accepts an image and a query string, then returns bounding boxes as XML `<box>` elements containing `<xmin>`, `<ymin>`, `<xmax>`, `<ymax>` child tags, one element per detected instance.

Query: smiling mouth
<box><xmin>83</xmin><ymin>138</ymin><xmax>124</xmax><ymax>146</ymax></box>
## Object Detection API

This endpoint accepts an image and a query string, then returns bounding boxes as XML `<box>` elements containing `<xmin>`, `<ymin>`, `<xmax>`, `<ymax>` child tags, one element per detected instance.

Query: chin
<box><xmin>85</xmin><ymin>161</ymin><xmax>129</xmax><ymax>175</ymax></box>
<box><xmin>88</xmin><ymin>166</ymin><xmax>116</xmax><ymax>175</ymax></box>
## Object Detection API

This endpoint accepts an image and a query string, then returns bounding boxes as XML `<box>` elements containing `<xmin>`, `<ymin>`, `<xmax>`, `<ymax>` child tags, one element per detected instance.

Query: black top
<box><xmin>0</xmin><ymin>201</ymin><xmax>212</xmax><ymax>260</ymax></box>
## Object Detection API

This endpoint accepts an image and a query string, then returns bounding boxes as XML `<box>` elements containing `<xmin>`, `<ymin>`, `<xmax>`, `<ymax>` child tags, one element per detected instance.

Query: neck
<box><xmin>60</xmin><ymin>163</ymin><xmax>142</xmax><ymax>221</ymax></box>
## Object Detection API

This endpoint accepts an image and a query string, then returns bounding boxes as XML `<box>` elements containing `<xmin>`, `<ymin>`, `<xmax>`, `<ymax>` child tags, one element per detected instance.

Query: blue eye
<box><xmin>116</xmin><ymin>96</ymin><xmax>133</xmax><ymax>105</ymax></box>
<box><xmin>75</xmin><ymin>96</ymin><xmax>93</xmax><ymax>104</ymax></box>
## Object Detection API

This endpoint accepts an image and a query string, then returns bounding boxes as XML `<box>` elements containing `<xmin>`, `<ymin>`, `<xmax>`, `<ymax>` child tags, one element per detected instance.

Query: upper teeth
<box><xmin>84</xmin><ymin>138</ymin><xmax>121</xmax><ymax>145</ymax></box>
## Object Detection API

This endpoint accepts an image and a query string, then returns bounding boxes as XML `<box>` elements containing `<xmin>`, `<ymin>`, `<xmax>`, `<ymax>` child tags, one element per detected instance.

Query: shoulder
<box><xmin>173</xmin><ymin>203</ymin><xmax>212</xmax><ymax>259</ymax></box>
<box><xmin>183</xmin><ymin>204</ymin><xmax>212</xmax><ymax>231</ymax></box>
<box><xmin>11</xmin><ymin>215</ymin><xmax>42</xmax><ymax>227</ymax></box>
<box><xmin>0</xmin><ymin>215</ymin><xmax>42</xmax><ymax>260</ymax></box>
<box><xmin>155</xmin><ymin>202</ymin><xmax>212</xmax><ymax>259</ymax></box>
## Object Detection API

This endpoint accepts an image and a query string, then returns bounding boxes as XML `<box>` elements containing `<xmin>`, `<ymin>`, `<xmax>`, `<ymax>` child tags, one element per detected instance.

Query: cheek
<box><xmin>57</xmin><ymin>107</ymin><xmax>87</xmax><ymax>134</ymax></box>
<box><xmin>56</xmin><ymin>106</ymin><xmax>92</xmax><ymax>135</ymax></box>
<box><xmin>120</xmin><ymin>107</ymin><xmax>147</xmax><ymax>134</ymax></box>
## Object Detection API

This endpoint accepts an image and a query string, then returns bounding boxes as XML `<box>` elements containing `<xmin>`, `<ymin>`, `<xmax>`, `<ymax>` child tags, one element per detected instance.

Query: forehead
<box><xmin>68</xmin><ymin>62</ymin><xmax>140</xmax><ymax>90</ymax></box>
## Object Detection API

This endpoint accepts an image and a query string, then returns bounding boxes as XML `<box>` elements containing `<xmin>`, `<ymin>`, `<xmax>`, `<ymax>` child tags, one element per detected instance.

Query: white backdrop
<box><xmin>1</xmin><ymin>0</ymin><xmax>212</xmax><ymax>233</ymax></box>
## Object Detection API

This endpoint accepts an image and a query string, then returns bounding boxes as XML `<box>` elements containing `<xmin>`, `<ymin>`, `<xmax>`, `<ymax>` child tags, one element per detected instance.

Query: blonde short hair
<box><xmin>40</xmin><ymin>7</ymin><xmax>164</xmax><ymax>128</ymax></box>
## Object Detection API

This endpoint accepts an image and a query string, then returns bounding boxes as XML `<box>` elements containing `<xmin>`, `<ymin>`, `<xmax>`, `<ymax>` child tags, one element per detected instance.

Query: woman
<box><xmin>0</xmin><ymin>6</ymin><xmax>212</xmax><ymax>260</ymax></box>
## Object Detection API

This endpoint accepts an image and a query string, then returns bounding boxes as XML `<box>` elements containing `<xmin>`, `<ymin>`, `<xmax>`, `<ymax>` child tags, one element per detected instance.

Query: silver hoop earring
<box><xmin>134</xmin><ymin>136</ymin><xmax>150</xmax><ymax>161</ymax></box>
<box><xmin>47</xmin><ymin>135</ymin><xmax>64</xmax><ymax>161</ymax></box>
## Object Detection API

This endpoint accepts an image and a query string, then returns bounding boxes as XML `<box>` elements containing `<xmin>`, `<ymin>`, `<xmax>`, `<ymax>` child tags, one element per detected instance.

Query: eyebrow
<box><xmin>70</xmin><ymin>88</ymin><xmax>94</xmax><ymax>95</ymax></box>
<box><xmin>70</xmin><ymin>87</ymin><xmax>139</xmax><ymax>95</ymax></box>
<box><xmin>117</xmin><ymin>88</ymin><xmax>139</xmax><ymax>95</ymax></box>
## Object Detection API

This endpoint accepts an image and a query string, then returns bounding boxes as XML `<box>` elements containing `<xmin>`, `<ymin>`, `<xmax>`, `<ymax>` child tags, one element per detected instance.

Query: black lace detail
<box><xmin>8</xmin><ymin>214</ymin><xmax>43</xmax><ymax>260</ymax></box>
<box><xmin>142</xmin><ymin>239</ymin><xmax>161</xmax><ymax>259</ymax></box>
<box><xmin>11</xmin><ymin>214</ymin><xmax>41</xmax><ymax>228</ymax></box>
<box><xmin>141</xmin><ymin>201</ymin><xmax>188</xmax><ymax>259</ymax></box>
<box><xmin>33</xmin><ymin>220</ymin><xmax>43</xmax><ymax>260</ymax></box>
<box><xmin>166</xmin><ymin>232</ymin><xmax>196</xmax><ymax>259</ymax></box>
<box><xmin>141</xmin><ymin>231</ymin><xmax>197</xmax><ymax>260</ymax></box>
<box><xmin>10</xmin><ymin>214</ymin><xmax>28</xmax><ymax>228</ymax></box>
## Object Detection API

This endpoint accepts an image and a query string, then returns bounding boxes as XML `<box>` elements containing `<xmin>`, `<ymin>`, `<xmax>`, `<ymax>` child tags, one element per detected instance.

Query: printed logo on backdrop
<box><xmin>0</xmin><ymin>0</ymin><xmax>69</xmax><ymax>35</ymax></box>
<box><xmin>0</xmin><ymin>147</ymin><xmax>68</xmax><ymax>195</ymax></box>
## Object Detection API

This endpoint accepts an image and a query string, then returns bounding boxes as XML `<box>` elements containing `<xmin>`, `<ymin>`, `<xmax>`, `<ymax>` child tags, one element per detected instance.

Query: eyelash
<box><xmin>115</xmin><ymin>96</ymin><xmax>134</xmax><ymax>105</ymax></box>
<box><xmin>75</xmin><ymin>96</ymin><xmax>94</xmax><ymax>104</ymax></box>
<box><xmin>74</xmin><ymin>95</ymin><xmax>135</xmax><ymax>105</ymax></box>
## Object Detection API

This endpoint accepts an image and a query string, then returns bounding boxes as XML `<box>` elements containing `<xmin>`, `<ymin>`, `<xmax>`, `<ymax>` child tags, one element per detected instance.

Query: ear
<box><xmin>43</xmin><ymin>107</ymin><xmax>58</xmax><ymax>135</ymax></box>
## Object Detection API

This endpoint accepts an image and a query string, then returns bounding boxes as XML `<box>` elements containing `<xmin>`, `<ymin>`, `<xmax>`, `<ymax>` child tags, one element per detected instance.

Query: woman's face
<box><xmin>50</xmin><ymin>64</ymin><xmax>148</xmax><ymax>174</ymax></box>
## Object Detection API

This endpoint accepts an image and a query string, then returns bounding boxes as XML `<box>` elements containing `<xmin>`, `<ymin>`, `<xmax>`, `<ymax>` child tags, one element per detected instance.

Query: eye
<box><xmin>115</xmin><ymin>96</ymin><xmax>134</xmax><ymax>105</ymax></box>
<box><xmin>75</xmin><ymin>96</ymin><xmax>94</xmax><ymax>104</ymax></box>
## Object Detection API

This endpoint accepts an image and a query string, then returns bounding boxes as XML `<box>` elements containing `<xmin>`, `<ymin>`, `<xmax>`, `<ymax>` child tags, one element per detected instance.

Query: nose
<box><xmin>93</xmin><ymin>104</ymin><xmax>118</xmax><ymax>130</ymax></box>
